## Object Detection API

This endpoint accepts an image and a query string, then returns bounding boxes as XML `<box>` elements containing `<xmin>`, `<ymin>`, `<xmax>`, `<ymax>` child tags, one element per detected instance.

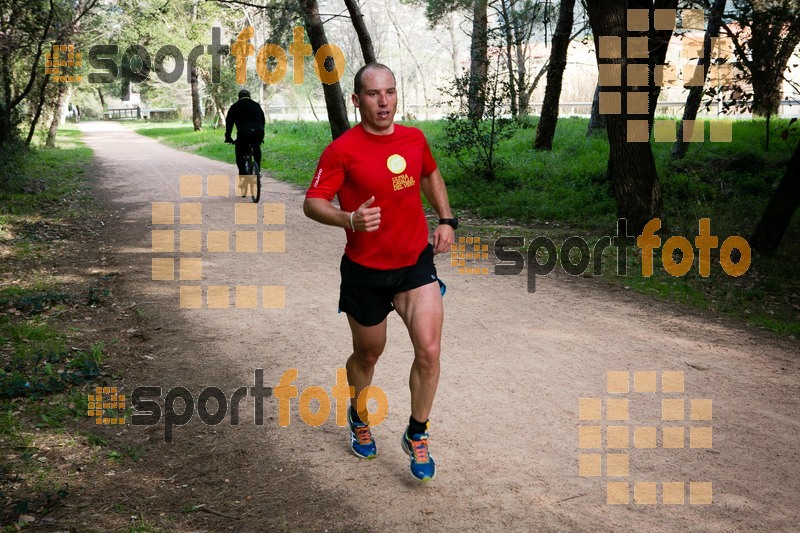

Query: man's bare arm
<box><xmin>420</xmin><ymin>167</ymin><xmax>455</xmax><ymax>254</ymax></box>
<box><xmin>303</xmin><ymin>196</ymin><xmax>382</xmax><ymax>232</ymax></box>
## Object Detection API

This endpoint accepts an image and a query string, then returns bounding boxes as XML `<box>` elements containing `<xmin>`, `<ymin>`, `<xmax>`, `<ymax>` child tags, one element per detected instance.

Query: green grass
<box><xmin>127</xmin><ymin>118</ymin><xmax>798</xmax><ymax>335</ymax></box>
<box><xmin>0</xmin><ymin>126</ymin><xmax>129</xmax><ymax>527</ymax></box>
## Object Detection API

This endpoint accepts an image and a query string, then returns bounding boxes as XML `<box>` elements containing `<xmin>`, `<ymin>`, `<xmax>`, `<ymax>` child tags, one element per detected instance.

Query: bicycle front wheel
<box><xmin>251</xmin><ymin>162</ymin><xmax>261</xmax><ymax>203</ymax></box>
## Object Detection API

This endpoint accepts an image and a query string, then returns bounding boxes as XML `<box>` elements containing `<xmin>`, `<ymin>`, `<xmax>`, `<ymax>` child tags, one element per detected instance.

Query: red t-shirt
<box><xmin>306</xmin><ymin>124</ymin><xmax>438</xmax><ymax>270</ymax></box>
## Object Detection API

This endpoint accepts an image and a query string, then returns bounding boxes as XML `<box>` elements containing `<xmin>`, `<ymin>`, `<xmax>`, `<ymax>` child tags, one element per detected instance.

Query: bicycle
<box><xmin>228</xmin><ymin>139</ymin><xmax>262</xmax><ymax>203</ymax></box>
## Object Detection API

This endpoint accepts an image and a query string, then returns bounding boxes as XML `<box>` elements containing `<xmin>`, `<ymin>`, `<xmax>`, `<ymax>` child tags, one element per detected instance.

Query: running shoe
<box><xmin>348</xmin><ymin>409</ymin><xmax>377</xmax><ymax>459</ymax></box>
<box><xmin>401</xmin><ymin>427</ymin><xmax>436</xmax><ymax>481</ymax></box>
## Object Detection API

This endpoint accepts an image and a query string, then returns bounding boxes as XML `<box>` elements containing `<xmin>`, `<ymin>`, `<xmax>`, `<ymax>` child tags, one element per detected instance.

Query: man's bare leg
<box><xmin>394</xmin><ymin>280</ymin><xmax>443</xmax><ymax>481</ymax></box>
<box><xmin>393</xmin><ymin>281</ymin><xmax>443</xmax><ymax>423</ymax></box>
<box><xmin>346</xmin><ymin>315</ymin><xmax>387</xmax><ymax>420</ymax></box>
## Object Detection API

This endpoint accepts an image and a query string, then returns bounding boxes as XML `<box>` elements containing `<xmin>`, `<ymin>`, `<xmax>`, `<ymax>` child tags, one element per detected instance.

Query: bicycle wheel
<box><xmin>251</xmin><ymin>161</ymin><xmax>261</xmax><ymax>203</ymax></box>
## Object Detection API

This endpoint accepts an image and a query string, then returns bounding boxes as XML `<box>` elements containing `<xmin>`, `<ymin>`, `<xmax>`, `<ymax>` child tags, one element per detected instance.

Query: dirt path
<box><xmin>74</xmin><ymin>121</ymin><xmax>798</xmax><ymax>532</ymax></box>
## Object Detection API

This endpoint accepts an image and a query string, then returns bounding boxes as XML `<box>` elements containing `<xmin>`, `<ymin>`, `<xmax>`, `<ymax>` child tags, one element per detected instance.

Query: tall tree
<box><xmin>343</xmin><ymin>0</ymin><xmax>376</xmax><ymax>64</ymax></box>
<box><xmin>724</xmin><ymin>0</ymin><xmax>800</xmax><ymax>119</ymax></box>
<box><xmin>468</xmin><ymin>0</ymin><xmax>489</xmax><ymax>120</ymax></box>
<box><xmin>586</xmin><ymin>0</ymin><xmax>665</xmax><ymax>234</ymax></box>
<box><xmin>534</xmin><ymin>0</ymin><xmax>575</xmax><ymax>150</ymax></box>
<box><xmin>671</xmin><ymin>0</ymin><xmax>726</xmax><ymax>159</ymax></box>
<box><xmin>45</xmin><ymin>0</ymin><xmax>99</xmax><ymax>147</ymax></box>
<box><xmin>190</xmin><ymin>1</ymin><xmax>203</xmax><ymax>131</ymax></box>
<box><xmin>0</xmin><ymin>0</ymin><xmax>56</xmax><ymax>145</ymax></box>
<box><xmin>493</xmin><ymin>0</ymin><xmax>552</xmax><ymax>117</ymax></box>
<box><xmin>499</xmin><ymin>0</ymin><xmax>519</xmax><ymax>116</ymax></box>
<box><xmin>644</xmin><ymin>0</ymin><xmax>678</xmax><ymax>123</ymax></box>
<box><xmin>298</xmin><ymin>0</ymin><xmax>350</xmax><ymax>139</ymax></box>
<box><xmin>723</xmin><ymin>0</ymin><xmax>800</xmax><ymax>150</ymax></box>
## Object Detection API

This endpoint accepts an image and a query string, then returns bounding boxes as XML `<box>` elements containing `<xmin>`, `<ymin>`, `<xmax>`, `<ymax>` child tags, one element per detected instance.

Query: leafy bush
<box><xmin>439</xmin><ymin>71</ymin><xmax>521</xmax><ymax>185</ymax></box>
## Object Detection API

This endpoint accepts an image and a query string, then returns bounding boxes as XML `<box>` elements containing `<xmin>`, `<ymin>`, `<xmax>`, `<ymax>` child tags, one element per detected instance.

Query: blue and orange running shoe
<box><xmin>401</xmin><ymin>427</ymin><xmax>436</xmax><ymax>481</ymax></box>
<box><xmin>348</xmin><ymin>409</ymin><xmax>377</xmax><ymax>459</ymax></box>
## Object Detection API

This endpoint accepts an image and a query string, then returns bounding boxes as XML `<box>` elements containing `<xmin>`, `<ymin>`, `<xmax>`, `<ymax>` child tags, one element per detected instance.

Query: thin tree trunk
<box><xmin>343</xmin><ymin>0</ymin><xmax>376</xmax><ymax>64</ymax></box>
<box><xmin>45</xmin><ymin>83</ymin><xmax>66</xmax><ymax>148</ymax></box>
<box><xmin>41</xmin><ymin>0</ymin><xmax>91</xmax><ymax>145</ymax></box>
<box><xmin>534</xmin><ymin>0</ymin><xmax>575</xmax><ymax>150</ymax></box>
<box><xmin>25</xmin><ymin>74</ymin><xmax>51</xmax><ymax>146</ymax></box>
<box><xmin>300</xmin><ymin>0</ymin><xmax>350</xmax><ymax>140</ymax></box>
<box><xmin>210</xmin><ymin>89</ymin><xmax>226</xmax><ymax>128</ymax></box>
<box><xmin>646</xmin><ymin>0</ymin><xmax>678</xmax><ymax>125</ymax></box>
<box><xmin>448</xmin><ymin>18</ymin><xmax>459</xmax><ymax>80</ymax></box>
<box><xmin>307</xmin><ymin>95</ymin><xmax>319</xmax><ymax>121</ymax></box>
<box><xmin>190</xmin><ymin>4</ymin><xmax>202</xmax><ymax>131</ymax></box>
<box><xmin>468</xmin><ymin>0</ymin><xmax>489</xmax><ymax>120</ymax></box>
<box><xmin>750</xmin><ymin>140</ymin><xmax>800</xmax><ymax>254</ymax></box>
<box><xmin>586</xmin><ymin>0</ymin><xmax>664</xmax><ymax>234</ymax></box>
<box><xmin>1</xmin><ymin>0</ymin><xmax>56</xmax><ymax>145</ymax></box>
<box><xmin>500</xmin><ymin>0</ymin><xmax>518</xmax><ymax>118</ymax></box>
<box><xmin>515</xmin><ymin>39</ymin><xmax>528</xmax><ymax>115</ymax></box>
<box><xmin>672</xmin><ymin>0</ymin><xmax>726</xmax><ymax>159</ymax></box>
<box><xmin>97</xmin><ymin>87</ymin><xmax>105</xmax><ymax>108</ymax></box>
<box><xmin>190</xmin><ymin>63</ymin><xmax>202</xmax><ymax>131</ymax></box>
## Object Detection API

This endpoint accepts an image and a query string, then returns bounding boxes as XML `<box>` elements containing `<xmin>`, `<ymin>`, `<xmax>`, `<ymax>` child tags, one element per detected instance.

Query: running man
<box><xmin>303</xmin><ymin>63</ymin><xmax>457</xmax><ymax>482</ymax></box>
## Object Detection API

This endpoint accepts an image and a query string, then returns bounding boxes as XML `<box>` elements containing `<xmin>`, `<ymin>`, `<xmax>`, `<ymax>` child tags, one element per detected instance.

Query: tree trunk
<box><xmin>645</xmin><ymin>0</ymin><xmax>678</xmax><ymax>125</ymax></box>
<box><xmin>45</xmin><ymin>83</ymin><xmax>66</xmax><ymax>148</ymax></box>
<box><xmin>190</xmin><ymin>62</ymin><xmax>202</xmax><ymax>131</ymax></box>
<box><xmin>499</xmin><ymin>0</ymin><xmax>518</xmax><ymax>118</ymax></box>
<box><xmin>0</xmin><ymin>0</ymin><xmax>56</xmax><ymax>145</ymax></box>
<box><xmin>534</xmin><ymin>0</ymin><xmax>575</xmax><ymax>150</ymax></box>
<box><xmin>204</xmin><ymin>94</ymin><xmax>215</xmax><ymax>119</ymax></box>
<box><xmin>747</xmin><ymin>4</ymin><xmax>800</xmax><ymax>118</ymax></box>
<box><xmin>97</xmin><ymin>87</ymin><xmax>105</xmax><ymax>108</ymax></box>
<box><xmin>25</xmin><ymin>74</ymin><xmax>51</xmax><ymax>146</ymax></box>
<box><xmin>750</xmin><ymin>140</ymin><xmax>800</xmax><ymax>255</ymax></box>
<box><xmin>468</xmin><ymin>0</ymin><xmax>489</xmax><ymax>120</ymax></box>
<box><xmin>216</xmin><ymin>100</ymin><xmax>227</xmax><ymax>127</ymax></box>
<box><xmin>343</xmin><ymin>0</ymin><xmax>376</xmax><ymax>64</ymax></box>
<box><xmin>586</xmin><ymin>0</ymin><xmax>664</xmax><ymax>234</ymax></box>
<box><xmin>587</xmin><ymin>84</ymin><xmax>606</xmax><ymax>135</ymax></box>
<box><xmin>672</xmin><ymin>0</ymin><xmax>726</xmax><ymax>159</ymax></box>
<box><xmin>300</xmin><ymin>0</ymin><xmax>350</xmax><ymax>140</ymax></box>
<box><xmin>515</xmin><ymin>40</ymin><xmax>529</xmax><ymax>115</ymax></box>
<box><xmin>1</xmin><ymin>50</ymin><xmax>15</xmax><ymax>145</ymax></box>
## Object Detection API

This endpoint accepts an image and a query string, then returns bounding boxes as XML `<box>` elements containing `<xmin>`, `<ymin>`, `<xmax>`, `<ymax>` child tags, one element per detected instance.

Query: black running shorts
<box><xmin>339</xmin><ymin>243</ymin><xmax>441</xmax><ymax>327</ymax></box>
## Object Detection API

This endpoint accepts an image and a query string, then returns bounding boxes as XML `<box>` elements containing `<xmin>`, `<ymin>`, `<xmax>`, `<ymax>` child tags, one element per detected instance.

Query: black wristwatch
<box><xmin>438</xmin><ymin>217</ymin><xmax>458</xmax><ymax>230</ymax></box>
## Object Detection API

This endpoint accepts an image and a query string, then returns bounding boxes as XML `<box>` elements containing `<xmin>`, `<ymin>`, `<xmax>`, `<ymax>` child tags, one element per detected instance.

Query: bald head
<box><xmin>354</xmin><ymin>63</ymin><xmax>396</xmax><ymax>97</ymax></box>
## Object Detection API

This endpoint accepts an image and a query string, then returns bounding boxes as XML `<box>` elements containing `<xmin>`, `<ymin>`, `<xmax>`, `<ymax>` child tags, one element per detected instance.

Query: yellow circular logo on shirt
<box><xmin>387</xmin><ymin>154</ymin><xmax>406</xmax><ymax>174</ymax></box>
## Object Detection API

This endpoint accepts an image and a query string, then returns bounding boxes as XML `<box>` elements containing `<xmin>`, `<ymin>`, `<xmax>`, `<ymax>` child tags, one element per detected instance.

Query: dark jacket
<box><xmin>225</xmin><ymin>97</ymin><xmax>265</xmax><ymax>140</ymax></box>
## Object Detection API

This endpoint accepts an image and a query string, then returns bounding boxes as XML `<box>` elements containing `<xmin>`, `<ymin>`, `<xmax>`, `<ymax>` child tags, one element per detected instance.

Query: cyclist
<box><xmin>224</xmin><ymin>88</ymin><xmax>266</xmax><ymax>177</ymax></box>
